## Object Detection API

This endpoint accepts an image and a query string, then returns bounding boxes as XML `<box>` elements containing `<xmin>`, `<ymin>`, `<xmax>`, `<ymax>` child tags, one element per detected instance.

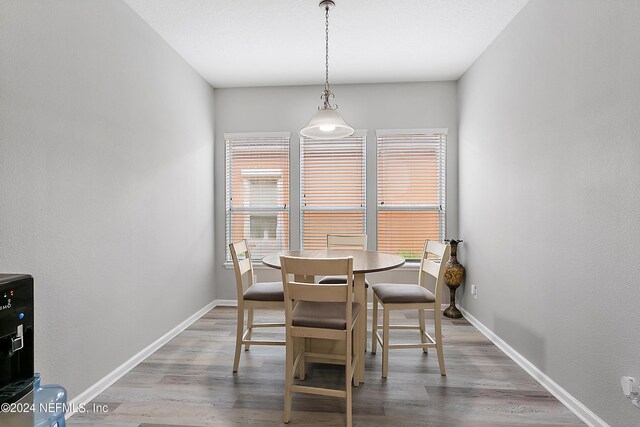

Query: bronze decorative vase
<box><xmin>443</xmin><ymin>239</ymin><xmax>465</xmax><ymax>319</ymax></box>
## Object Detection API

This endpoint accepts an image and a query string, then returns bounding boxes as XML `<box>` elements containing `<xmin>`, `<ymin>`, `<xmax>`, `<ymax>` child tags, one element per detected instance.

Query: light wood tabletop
<box><xmin>262</xmin><ymin>250</ymin><xmax>405</xmax><ymax>274</ymax></box>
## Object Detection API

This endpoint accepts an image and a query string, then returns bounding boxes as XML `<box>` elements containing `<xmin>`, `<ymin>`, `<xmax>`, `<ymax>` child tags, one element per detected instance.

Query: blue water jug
<box><xmin>33</xmin><ymin>373</ymin><xmax>67</xmax><ymax>427</ymax></box>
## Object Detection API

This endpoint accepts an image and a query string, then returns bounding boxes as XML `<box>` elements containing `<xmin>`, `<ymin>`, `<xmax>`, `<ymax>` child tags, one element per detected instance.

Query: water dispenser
<box><xmin>0</xmin><ymin>274</ymin><xmax>35</xmax><ymax>426</ymax></box>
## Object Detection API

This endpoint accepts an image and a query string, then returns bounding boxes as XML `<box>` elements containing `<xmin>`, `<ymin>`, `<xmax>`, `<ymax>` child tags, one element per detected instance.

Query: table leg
<box><xmin>354</xmin><ymin>273</ymin><xmax>366</xmax><ymax>384</ymax></box>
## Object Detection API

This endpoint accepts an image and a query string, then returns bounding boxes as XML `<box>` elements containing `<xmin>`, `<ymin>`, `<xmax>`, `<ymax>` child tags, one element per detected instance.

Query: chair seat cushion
<box><xmin>292</xmin><ymin>301</ymin><xmax>361</xmax><ymax>330</ymax></box>
<box><xmin>318</xmin><ymin>275</ymin><xmax>370</xmax><ymax>288</ymax></box>
<box><xmin>372</xmin><ymin>283</ymin><xmax>436</xmax><ymax>304</ymax></box>
<box><xmin>243</xmin><ymin>282</ymin><xmax>284</xmax><ymax>301</ymax></box>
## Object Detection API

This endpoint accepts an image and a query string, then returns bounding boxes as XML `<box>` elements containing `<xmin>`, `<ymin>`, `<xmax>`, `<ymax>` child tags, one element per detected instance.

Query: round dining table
<box><xmin>262</xmin><ymin>249</ymin><xmax>405</xmax><ymax>384</ymax></box>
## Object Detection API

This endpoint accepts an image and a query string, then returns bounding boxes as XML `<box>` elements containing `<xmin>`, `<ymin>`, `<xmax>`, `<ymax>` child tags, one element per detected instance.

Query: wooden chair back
<box><xmin>280</xmin><ymin>256</ymin><xmax>354</xmax><ymax>323</ymax></box>
<box><xmin>229</xmin><ymin>240</ymin><xmax>255</xmax><ymax>301</ymax></box>
<box><xmin>417</xmin><ymin>240</ymin><xmax>451</xmax><ymax>304</ymax></box>
<box><xmin>326</xmin><ymin>234</ymin><xmax>367</xmax><ymax>250</ymax></box>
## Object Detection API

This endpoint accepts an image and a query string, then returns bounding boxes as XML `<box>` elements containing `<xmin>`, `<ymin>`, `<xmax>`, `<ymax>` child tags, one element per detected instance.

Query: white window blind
<box><xmin>225</xmin><ymin>133</ymin><xmax>290</xmax><ymax>260</ymax></box>
<box><xmin>300</xmin><ymin>132</ymin><xmax>366</xmax><ymax>250</ymax></box>
<box><xmin>377</xmin><ymin>130</ymin><xmax>446</xmax><ymax>260</ymax></box>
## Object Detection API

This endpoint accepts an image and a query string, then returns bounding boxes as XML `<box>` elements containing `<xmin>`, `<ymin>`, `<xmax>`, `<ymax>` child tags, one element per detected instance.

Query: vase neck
<box><xmin>449</xmin><ymin>243</ymin><xmax>458</xmax><ymax>259</ymax></box>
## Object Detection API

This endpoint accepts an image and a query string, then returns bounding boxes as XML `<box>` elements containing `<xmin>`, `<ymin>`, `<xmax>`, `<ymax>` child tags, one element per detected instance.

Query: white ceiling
<box><xmin>123</xmin><ymin>0</ymin><xmax>529</xmax><ymax>88</ymax></box>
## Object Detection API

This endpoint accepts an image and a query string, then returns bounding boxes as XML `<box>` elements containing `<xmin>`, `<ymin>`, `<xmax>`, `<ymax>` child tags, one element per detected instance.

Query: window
<box><xmin>300</xmin><ymin>132</ymin><xmax>367</xmax><ymax>249</ymax></box>
<box><xmin>225</xmin><ymin>133</ymin><xmax>289</xmax><ymax>260</ymax></box>
<box><xmin>249</xmin><ymin>178</ymin><xmax>278</xmax><ymax>239</ymax></box>
<box><xmin>377</xmin><ymin>129</ymin><xmax>446</xmax><ymax>260</ymax></box>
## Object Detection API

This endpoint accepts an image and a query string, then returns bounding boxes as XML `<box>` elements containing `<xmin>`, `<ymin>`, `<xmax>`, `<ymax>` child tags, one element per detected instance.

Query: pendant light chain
<box><xmin>320</xmin><ymin>1</ymin><xmax>336</xmax><ymax>110</ymax></box>
<box><xmin>325</xmin><ymin>4</ymin><xmax>330</xmax><ymax>92</ymax></box>
<box><xmin>300</xmin><ymin>0</ymin><xmax>354</xmax><ymax>139</ymax></box>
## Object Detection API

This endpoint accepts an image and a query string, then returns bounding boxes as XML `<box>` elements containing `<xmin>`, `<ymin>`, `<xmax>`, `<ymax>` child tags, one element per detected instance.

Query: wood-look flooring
<box><xmin>69</xmin><ymin>306</ymin><xmax>584</xmax><ymax>426</ymax></box>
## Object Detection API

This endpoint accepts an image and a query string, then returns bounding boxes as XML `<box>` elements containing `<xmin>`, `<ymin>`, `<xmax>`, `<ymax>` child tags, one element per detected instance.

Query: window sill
<box><xmin>223</xmin><ymin>261</ymin><xmax>421</xmax><ymax>270</ymax></box>
<box><xmin>400</xmin><ymin>261</ymin><xmax>421</xmax><ymax>269</ymax></box>
<box><xmin>223</xmin><ymin>262</ymin><xmax>276</xmax><ymax>270</ymax></box>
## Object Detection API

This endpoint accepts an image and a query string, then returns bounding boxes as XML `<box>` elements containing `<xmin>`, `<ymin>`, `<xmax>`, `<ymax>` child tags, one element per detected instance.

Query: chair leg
<box><xmin>418</xmin><ymin>309</ymin><xmax>428</xmax><ymax>354</ymax></box>
<box><xmin>371</xmin><ymin>295</ymin><xmax>378</xmax><ymax>354</ymax></box>
<box><xmin>434</xmin><ymin>307</ymin><xmax>446</xmax><ymax>376</ymax></box>
<box><xmin>363</xmin><ymin>287</ymin><xmax>368</xmax><ymax>353</ymax></box>
<box><xmin>232</xmin><ymin>304</ymin><xmax>244</xmax><ymax>373</ymax></box>
<box><xmin>352</xmin><ymin>320</ymin><xmax>360</xmax><ymax>387</ymax></box>
<box><xmin>283</xmin><ymin>332</ymin><xmax>293</xmax><ymax>423</ymax></box>
<box><xmin>292</xmin><ymin>336</ymin><xmax>301</xmax><ymax>379</ymax></box>
<box><xmin>245</xmin><ymin>308</ymin><xmax>254</xmax><ymax>351</ymax></box>
<box><xmin>299</xmin><ymin>338</ymin><xmax>306</xmax><ymax>381</ymax></box>
<box><xmin>382</xmin><ymin>306</ymin><xmax>390</xmax><ymax>378</ymax></box>
<box><xmin>345</xmin><ymin>322</ymin><xmax>353</xmax><ymax>427</ymax></box>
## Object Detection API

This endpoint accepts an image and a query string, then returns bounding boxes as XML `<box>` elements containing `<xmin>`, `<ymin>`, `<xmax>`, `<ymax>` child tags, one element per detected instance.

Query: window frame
<box><xmin>375</xmin><ymin>128</ymin><xmax>447</xmax><ymax>260</ymax></box>
<box><xmin>225</xmin><ymin>132</ymin><xmax>290</xmax><ymax>261</ymax></box>
<box><xmin>299</xmin><ymin>130</ymin><xmax>368</xmax><ymax>250</ymax></box>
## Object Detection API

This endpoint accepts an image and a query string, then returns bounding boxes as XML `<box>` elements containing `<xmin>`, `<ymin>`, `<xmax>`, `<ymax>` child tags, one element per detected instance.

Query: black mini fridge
<box><xmin>0</xmin><ymin>274</ymin><xmax>35</xmax><ymax>427</ymax></box>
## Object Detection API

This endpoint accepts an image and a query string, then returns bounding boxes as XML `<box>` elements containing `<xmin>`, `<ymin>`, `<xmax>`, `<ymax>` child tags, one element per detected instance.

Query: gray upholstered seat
<box><xmin>371</xmin><ymin>283</ymin><xmax>436</xmax><ymax>304</ymax></box>
<box><xmin>243</xmin><ymin>281</ymin><xmax>284</xmax><ymax>301</ymax></box>
<box><xmin>292</xmin><ymin>301</ymin><xmax>361</xmax><ymax>330</ymax></box>
<box><xmin>318</xmin><ymin>275</ymin><xmax>370</xmax><ymax>288</ymax></box>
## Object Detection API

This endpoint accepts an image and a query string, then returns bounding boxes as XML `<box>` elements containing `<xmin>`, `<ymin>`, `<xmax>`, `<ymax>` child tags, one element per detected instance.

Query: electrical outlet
<box><xmin>470</xmin><ymin>284</ymin><xmax>478</xmax><ymax>299</ymax></box>
<box><xmin>621</xmin><ymin>376</ymin><xmax>640</xmax><ymax>408</ymax></box>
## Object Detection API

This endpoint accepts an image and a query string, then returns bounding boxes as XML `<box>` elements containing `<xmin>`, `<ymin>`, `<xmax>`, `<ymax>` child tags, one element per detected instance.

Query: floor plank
<box><xmin>69</xmin><ymin>307</ymin><xmax>583</xmax><ymax>426</ymax></box>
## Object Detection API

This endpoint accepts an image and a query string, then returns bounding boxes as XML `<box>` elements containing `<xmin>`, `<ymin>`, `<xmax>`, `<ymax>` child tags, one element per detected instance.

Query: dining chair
<box><xmin>371</xmin><ymin>240</ymin><xmax>451</xmax><ymax>378</ymax></box>
<box><xmin>280</xmin><ymin>255</ymin><xmax>360</xmax><ymax>427</ymax></box>
<box><xmin>326</xmin><ymin>233</ymin><xmax>368</xmax><ymax>250</ymax></box>
<box><xmin>319</xmin><ymin>234</ymin><xmax>370</xmax><ymax>350</ymax></box>
<box><xmin>319</xmin><ymin>234</ymin><xmax>369</xmax><ymax>286</ymax></box>
<box><xmin>229</xmin><ymin>240</ymin><xmax>285</xmax><ymax>373</ymax></box>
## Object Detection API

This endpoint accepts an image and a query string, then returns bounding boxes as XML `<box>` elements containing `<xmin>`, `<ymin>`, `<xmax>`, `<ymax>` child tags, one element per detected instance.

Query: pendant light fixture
<box><xmin>300</xmin><ymin>0</ymin><xmax>354</xmax><ymax>139</ymax></box>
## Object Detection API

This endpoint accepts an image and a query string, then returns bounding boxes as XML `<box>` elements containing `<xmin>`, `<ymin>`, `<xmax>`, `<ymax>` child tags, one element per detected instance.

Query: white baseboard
<box><xmin>67</xmin><ymin>299</ymin><xmax>221</xmax><ymax>419</ymax></box>
<box><xmin>213</xmin><ymin>299</ymin><xmax>238</xmax><ymax>306</ymax></box>
<box><xmin>213</xmin><ymin>299</ymin><xmax>449</xmax><ymax>311</ymax></box>
<box><xmin>459</xmin><ymin>307</ymin><xmax>608</xmax><ymax>427</ymax></box>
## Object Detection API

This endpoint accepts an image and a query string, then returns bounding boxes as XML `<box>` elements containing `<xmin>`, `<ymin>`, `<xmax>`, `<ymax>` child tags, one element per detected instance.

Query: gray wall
<box><xmin>458</xmin><ymin>1</ymin><xmax>640</xmax><ymax>425</ymax></box>
<box><xmin>0</xmin><ymin>1</ymin><xmax>215</xmax><ymax>399</ymax></box>
<box><xmin>214</xmin><ymin>82</ymin><xmax>458</xmax><ymax>300</ymax></box>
